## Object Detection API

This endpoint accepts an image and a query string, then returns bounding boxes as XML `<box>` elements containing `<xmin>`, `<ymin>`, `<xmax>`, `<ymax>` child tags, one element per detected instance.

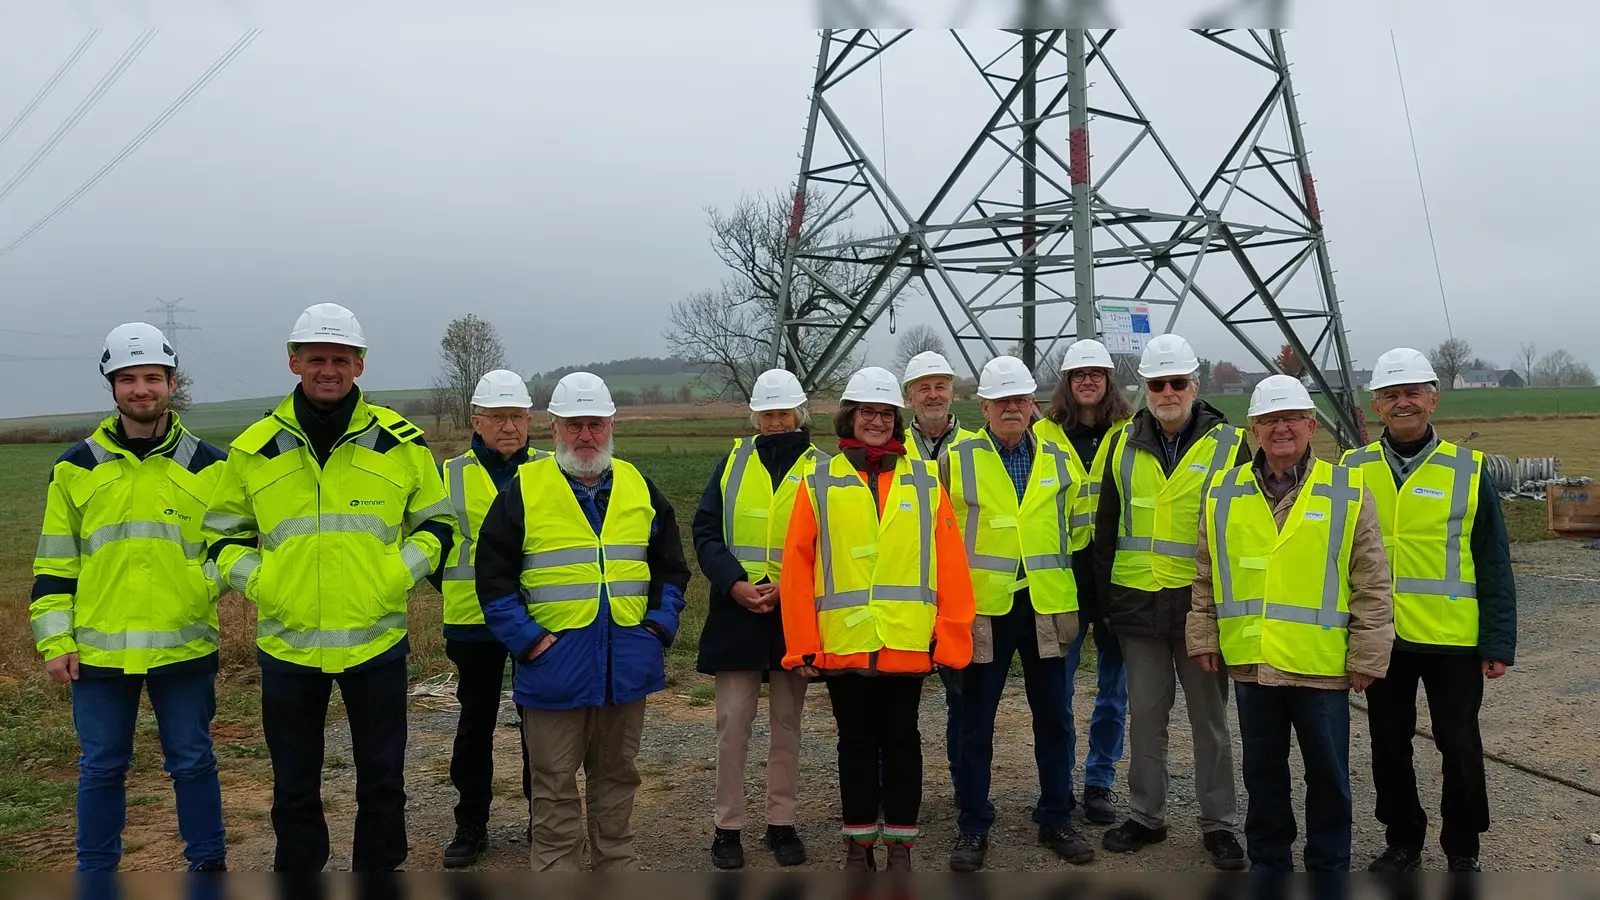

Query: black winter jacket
<box><xmin>1093</xmin><ymin>400</ymin><xmax>1250</xmax><ymax>639</ymax></box>
<box><xmin>693</xmin><ymin>430</ymin><xmax>816</xmax><ymax>674</ymax></box>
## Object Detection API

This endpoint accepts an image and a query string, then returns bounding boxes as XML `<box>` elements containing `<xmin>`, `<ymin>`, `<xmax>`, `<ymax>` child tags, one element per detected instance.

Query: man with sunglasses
<box><xmin>1094</xmin><ymin>333</ymin><xmax>1248</xmax><ymax>870</ymax></box>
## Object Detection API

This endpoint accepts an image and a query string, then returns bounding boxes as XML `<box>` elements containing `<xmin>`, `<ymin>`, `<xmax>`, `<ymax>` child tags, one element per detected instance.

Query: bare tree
<box><xmin>1531</xmin><ymin>348</ymin><xmax>1598</xmax><ymax>387</ymax></box>
<box><xmin>890</xmin><ymin>324</ymin><xmax>950</xmax><ymax>376</ymax></box>
<box><xmin>170</xmin><ymin>370</ymin><xmax>194</xmax><ymax>412</ymax></box>
<box><xmin>425</xmin><ymin>375</ymin><xmax>454</xmax><ymax>431</ymax></box>
<box><xmin>438</xmin><ymin>314</ymin><xmax>508</xmax><ymax>428</ymax></box>
<box><xmin>1428</xmin><ymin>338</ymin><xmax>1472</xmax><ymax>390</ymax></box>
<box><xmin>664</xmin><ymin>189</ymin><xmax>876</xmax><ymax>401</ymax></box>
<box><xmin>1515</xmin><ymin>342</ymin><xmax>1538</xmax><ymax>383</ymax></box>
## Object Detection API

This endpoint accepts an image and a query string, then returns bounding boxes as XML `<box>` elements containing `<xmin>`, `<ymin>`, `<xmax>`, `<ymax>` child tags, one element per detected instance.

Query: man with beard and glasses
<box><xmin>1095</xmin><ymin>333</ymin><xmax>1249</xmax><ymax>870</ymax></box>
<box><xmin>473</xmin><ymin>372</ymin><xmax>691</xmax><ymax>871</ymax></box>
<box><xmin>1343</xmin><ymin>348</ymin><xmax>1516</xmax><ymax>874</ymax></box>
<box><xmin>203</xmin><ymin>303</ymin><xmax>456</xmax><ymax>872</ymax></box>
<box><xmin>32</xmin><ymin>323</ymin><xmax>228</xmax><ymax>872</ymax></box>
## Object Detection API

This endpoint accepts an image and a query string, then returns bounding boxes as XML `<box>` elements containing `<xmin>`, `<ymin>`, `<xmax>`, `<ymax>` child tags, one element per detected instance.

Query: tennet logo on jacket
<box><xmin>349</xmin><ymin>499</ymin><xmax>386</xmax><ymax>507</ymax></box>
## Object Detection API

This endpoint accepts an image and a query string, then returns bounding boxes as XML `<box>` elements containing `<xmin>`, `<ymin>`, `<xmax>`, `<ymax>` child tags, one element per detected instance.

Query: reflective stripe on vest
<box><xmin>1342</xmin><ymin>440</ymin><xmax>1481</xmax><ymax>645</ymax></box>
<box><xmin>1207</xmin><ymin>459</ymin><xmax>1362</xmax><ymax>676</ymax></box>
<box><xmin>258</xmin><ymin>611</ymin><xmax>407</xmax><ymax>649</ymax></box>
<box><xmin>720</xmin><ymin>438</ymin><xmax>825</xmax><ymax>582</ymax></box>
<box><xmin>1111</xmin><ymin>421</ymin><xmax>1241</xmax><ymax>590</ymax></box>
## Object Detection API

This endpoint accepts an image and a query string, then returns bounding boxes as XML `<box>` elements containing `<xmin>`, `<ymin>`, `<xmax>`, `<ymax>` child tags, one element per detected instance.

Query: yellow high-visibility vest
<box><xmin>947</xmin><ymin>430</ymin><xmax>1081</xmax><ymax>616</ymax></box>
<box><xmin>1033</xmin><ymin>415</ymin><xmax>1133</xmax><ymax>539</ymax></box>
<box><xmin>1341</xmin><ymin>439</ymin><xmax>1482</xmax><ymax>646</ymax></box>
<box><xmin>1205</xmin><ymin>458</ymin><xmax>1364</xmax><ymax>677</ymax></box>
<box><xmin>1110</xmin><ymin>421</ymin><xmax>1244</xmax><ymax>590</ymax></box>
<box><xmin>719</xmin><ymin>437</ymin><xmax>828</xmax><ymax>583</ymax></box>
<box><xmin>803</xmin><ymin>452</ymin><xmax>942</xmax><ymax>655</ymax></box>
<box><xmin>440</xmin><ymin>446</ymin><xmax>549</xmax><ymax>626</ymax></box>
<box><xmin>517</xmin><ymin>456</ymin><xmax>653</xmax><ymax>632</ymax></box>
<box><xmin>904</xmin><ymin>423</ymin><xmax>979</xmax><ymax>462</ymax></box>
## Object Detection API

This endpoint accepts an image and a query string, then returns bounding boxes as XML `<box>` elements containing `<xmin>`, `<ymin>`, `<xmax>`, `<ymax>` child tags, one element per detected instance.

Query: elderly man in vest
<box><xmin>1094</xmin><ymin>333</ymin><xmax>1248</xmax><ymax>869</ymax></box>
<box><xmin>943</xmin><ymin>357</ymin><xmax>1095</xmax><ymax>871</ymax></box>
<box><xmin>473</xmin><ymin>372</ymin><xmax>691</xmax><ymax>871</ymax></box>
<box><xmin>433</xmin><ymin>370</ymin><xmax>546</xmax><ymax>867</ymax></box>
<box><xmin>1343</xmin><ymin>349</ymin><xmax>1516</xmax><ymax>874</ymax></box>
<box><xmin>1189</xmin><ymin>375</ymin><xmax>1394</xmax><ymax>872</ymax></box>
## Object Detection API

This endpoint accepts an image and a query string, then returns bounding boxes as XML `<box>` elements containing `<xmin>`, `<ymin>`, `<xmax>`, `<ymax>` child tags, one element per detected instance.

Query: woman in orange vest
<box><xmin>780</xmin><ymin>366</ymin><xmax>975</xmax><ymax>873</ymax></box>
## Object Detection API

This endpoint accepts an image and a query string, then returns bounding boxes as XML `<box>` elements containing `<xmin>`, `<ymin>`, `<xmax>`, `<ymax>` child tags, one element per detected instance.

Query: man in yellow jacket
<box><xmin>202</xmin><ymin>303</ymin><xmax>455</xmax><ymax>872</ymax></box>
<box><xmin>32</xmin><ymin>323</ymin><xmax>228</xmax><ymax>872</ymax></box>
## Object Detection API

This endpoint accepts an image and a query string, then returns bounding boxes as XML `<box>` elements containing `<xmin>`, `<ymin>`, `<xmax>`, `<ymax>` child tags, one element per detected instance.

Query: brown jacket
<box><xmin>1186</xmin><ymin>450</ymin><xmax>1394</xmax><ymax>690</ymax></box>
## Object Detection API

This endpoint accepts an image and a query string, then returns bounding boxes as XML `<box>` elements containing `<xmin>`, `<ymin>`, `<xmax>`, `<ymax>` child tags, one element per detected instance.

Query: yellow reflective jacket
<box><xmin>202</xmin><ymin>392</ymin><xmax>455</xmax><ymax>672</ymax></box>
<box><xmin>31</xmin><ymin>414</ymin><xmax>226</xmax><ymax>673</ymax></box>
<box><xmin>1034</xmin><ymin>414</ymin><xmax>1133</xmax><ymax>539</ymax></box>
<box><xmin>718</xmin><ymin>436</ymin><xmax>828</xmax><ymax>584</ymax></box>
<box><xmin>440</xmin><ymin>446</ymin><xmax>548</xmax><ymax>626</ymax></box>
<box><xmin>1110</xmin><ymin>421</ymin><xmax>1244</xmax><ymax>591</ymax></box>
<box><xmin>904</xmin><ymin>422</ymin><xmax>979</xmax><ymax>462</ymax></box>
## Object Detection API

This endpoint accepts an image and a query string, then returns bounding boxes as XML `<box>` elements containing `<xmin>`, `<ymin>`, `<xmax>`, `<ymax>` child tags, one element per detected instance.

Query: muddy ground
<box><xmin>17</xmin><ymin>541</ymin><xmax>1600</xmax><ymax>872</ymax></box>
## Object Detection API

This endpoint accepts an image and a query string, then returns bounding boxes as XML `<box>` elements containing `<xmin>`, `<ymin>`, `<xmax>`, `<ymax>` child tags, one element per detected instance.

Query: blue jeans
<box><xmin>70</xmin><ymin>668</ymin><xmax>225</xmax><ymax>871</ymax></box>
<box><xmin>954</xmin><ymin>595</ymin><xmax>1075</xmax><ymax>834</ymax></box>
<box><xmin>1235</xmin><ymin>681</ymin><xmax>1351</xmax><ymax>872</ymax></box>
<box><xmin>1062</xmin><ymin>617</ymin><xmax>1127</xmax><ymax>791</ymax></box>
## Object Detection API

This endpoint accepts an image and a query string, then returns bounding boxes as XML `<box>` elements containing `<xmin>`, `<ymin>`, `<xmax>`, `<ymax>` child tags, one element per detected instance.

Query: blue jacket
<box><xmin>473</xmin><ymin>465</ymin><xmax>690</xmax><ymax>710</ymax></box>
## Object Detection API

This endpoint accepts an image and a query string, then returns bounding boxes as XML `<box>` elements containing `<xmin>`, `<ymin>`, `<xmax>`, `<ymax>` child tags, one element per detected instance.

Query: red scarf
<box><xmin>837</xmin><ymin>437</ymin><xmax>907</xmax><ymax>472</ymax></box>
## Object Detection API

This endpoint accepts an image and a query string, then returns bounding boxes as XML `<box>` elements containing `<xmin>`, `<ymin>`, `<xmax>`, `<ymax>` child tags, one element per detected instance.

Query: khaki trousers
<box><xmin>521</xmin><ymin>700</ymin><xmax>646</xmax><ymax>871</ymax></box>
<box><xmin>712</xmin><ymin>669</ymin><xmax>809</xmax><ymax>830</ymax></box>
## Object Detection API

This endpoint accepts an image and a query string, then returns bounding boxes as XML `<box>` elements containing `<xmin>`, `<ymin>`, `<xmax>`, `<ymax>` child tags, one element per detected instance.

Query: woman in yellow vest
<box><xmin>692</xmin><ymin>369</ymin><xmax>821</xmax><ymax>870</ymax></box>
<box><xmin>1034</xmin><ymin>338</ymin><xmax>1134</xmax><ymax>827</ymax></box>
<box><xmin>780</xmin><ymin>366</ymin><xmax>975</xmax><ymax>873</ymax></box>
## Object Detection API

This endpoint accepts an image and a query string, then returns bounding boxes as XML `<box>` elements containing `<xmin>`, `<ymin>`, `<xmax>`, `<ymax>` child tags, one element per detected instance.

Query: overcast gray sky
<box><xmin>0</xmin><ymin>14</ymin><xmax>1593</xmax><ymax>418</ymax></box>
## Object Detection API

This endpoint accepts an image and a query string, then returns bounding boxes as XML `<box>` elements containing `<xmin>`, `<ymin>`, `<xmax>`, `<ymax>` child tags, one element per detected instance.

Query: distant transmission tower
<box><xmin>146</xmin><ymin>297</ymin><xmax>200</xmax><ymax>354</ymax></box>
<box><xmin>770</xmin><ymin>29</ymin><xmax>1366</xmax><ymax>447</ymax></box>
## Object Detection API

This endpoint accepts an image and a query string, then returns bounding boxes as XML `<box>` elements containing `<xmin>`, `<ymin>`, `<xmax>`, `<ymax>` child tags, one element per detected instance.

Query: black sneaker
<box><xmin>1082</xmin><ymin>786</ymin><xmax>1118</xmax><ymax>825</ymax></box>
<box><xmin>766</xmin><ymin>824</ymin><xmax>807</xmax><ymax>867</ymax></box>
<box><xmin>948</xmin><ymin>831</ymin><xmax>988</xmax><ymax>872</ymax></box>
<box><xmin>443</xmin><ymin>824</ymin><xmax>488</xmax><ymax>868</ymax></box>
<box><xmin>1203</xmin><ymin>831</ymin><xmax>1246</xmax><ymax>871</ymax></box>
<box><xmin>193</xmin><ymin>860</ymin><xmax>227</xmax><ymax>873</ymax></box>
<box><xmin>712</xmin><ymin>828</ymin><xmax>745</xmax><ymax>869</ymax></box>
<box><xmin>1447</xmin><ymin>856</ymin><xmax>1481</xmax><ymax>873</ymax></box>
<box><xmin>1039</xmin><ymin>824</ymin><xmax>1095</xmax><ymax>865</ymax></box>
<box><xmin>1367</xmin><ymin>845</ymin><xmax>1423</xmax><ymax>874</ymax></box>
<box><xmin>1102</xmin><ymin>818</ymin><xmax>1168</xmax><ymax>853</ymax></box>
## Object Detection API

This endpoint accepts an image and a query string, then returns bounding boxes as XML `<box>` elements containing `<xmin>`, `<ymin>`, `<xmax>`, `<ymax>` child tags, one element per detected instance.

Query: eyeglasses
<box><xmin>1069</xmin><ymin>370</ymin><xmax>1107</xmax><ymax>384</ymax></box>
<box><xmin>476</xmin><ymin>412</ymin><xmax>531</xmax><ymax>426</ymax></box>
<box><xmin>559</xmin><ymin>420</ymin><xmax>610</xmax><ymax>435</ymax></box>
<box><xmin>1255</xmin><ymin>413</ymin><xmax>1312</xmax><ymax>428</ymax></box>
<box><xmin>1146</xmin><ymin>377</ymin><xmax>1190</xmax><ymax>394</ymax></box>
<box><xmin>855</xmin><ymin>407</ymin><xmax>897</xmax><ymax>424</ymax></box>
<box><xmin>986</xmin><ymin>396</ymin><xmax>1033</xmax><ymax>409</ymax></box>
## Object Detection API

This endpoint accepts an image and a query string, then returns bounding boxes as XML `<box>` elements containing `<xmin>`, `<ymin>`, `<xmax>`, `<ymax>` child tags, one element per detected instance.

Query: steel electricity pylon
<box><xmin>769</xmin><ymin>28</ymin><xmax>1366</xmax><ymax>447</ymax></box>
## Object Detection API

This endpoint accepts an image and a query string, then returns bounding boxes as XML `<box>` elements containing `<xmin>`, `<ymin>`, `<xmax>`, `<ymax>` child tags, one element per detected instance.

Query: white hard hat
<box><xmin>471</xmin><ymin>369</ymin><xmax>533</xmax><ymax>409</ymax></box>
<box><xmin>977</xmin><ymin>355</ymin><xmax>1038</xmax><ymax>400</ymax></box>
<box><xmin>1060</xmin><ymin>339</ymin><xmax>1114</xmax><ymax>373</ymax></box>
<box><xmin>287</xmin><ymin>303</ymin><xmax>367</xmax><ymax>352</ymax></box>
<box><xmin>1248</xmin><ymin>374</ymin><xmax>1316</xmax><ymax>418</ymax></box>
<box><xmin>841</xmin><ymin>366</ymin><xmax>905</xmax><ymax>407</ymax></box>
<box><xmin>749</xmin><ymin>369</ymin><xmax>808</xmax><ymax>412</ymax></box>
<box><xmin>1137</xmin><ymin>333</ymin><xmax>1200</xmax><ymax>379</ymax></box>
<box><xmin>547</xmin><ymin>371</ymin><xmax>616</xmax><ymax>418</ymax></box>
<box><xmin>901</xmin><ymin>350</ymin><xmax>956</xmax><ymax>386</ymax></box>
<box><xmin>100</xmin><ymin>322</ymin><xmax>178</xmax><ymax>377</ymax></box>
<box><xmin>1367</xmin><ymin>347</ymin><xmax>1438</xmax><ymax>391</ymax></box>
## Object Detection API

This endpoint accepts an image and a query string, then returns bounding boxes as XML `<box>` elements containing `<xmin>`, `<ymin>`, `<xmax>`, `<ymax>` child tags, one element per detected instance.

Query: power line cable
<box><xmin>0</xmin><ymin>30</ymin><xmax>156</xmax><ymax>209</ymax></box>
<box><xmin>0</xmin><ymin>30</ymin><xmax>261</xmax><ymax>264</ymax></box>
<box><xmin>0</xmin><ymin>31</ymin><xmax>102</xmax><ymax>155</ymax></box>
<box><xmin>1389</xmin><ymin>30</ymin><xmax>1455</xmax><ymax>340</ymax></box>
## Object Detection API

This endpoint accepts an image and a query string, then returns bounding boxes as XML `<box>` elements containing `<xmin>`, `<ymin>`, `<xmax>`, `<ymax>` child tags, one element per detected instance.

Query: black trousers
<box><xmin>445</xmin><ymin>639</ymin><xmax>532</xmax><ymax>829</ymax></box>
<box><xmin>1366</xmin><ymin>649</ymin><xmax>1490</xmax><ymax>858</ymax></box>
<box><xmin>826</xmin><ymin>674</ymin><xmax>924</xmax><ymax>829</ymax></box>
<box><xmin>261</xmin><ymin>656</ymin><xmax>409</xmax><ymax>872</ymax></box>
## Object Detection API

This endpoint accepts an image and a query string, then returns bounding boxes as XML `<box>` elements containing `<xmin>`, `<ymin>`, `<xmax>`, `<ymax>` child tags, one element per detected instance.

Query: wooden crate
<box><xmin>1546</xmin><ymin>483</ymin><xmax>1600</xmax><ymax>534</ymax></box>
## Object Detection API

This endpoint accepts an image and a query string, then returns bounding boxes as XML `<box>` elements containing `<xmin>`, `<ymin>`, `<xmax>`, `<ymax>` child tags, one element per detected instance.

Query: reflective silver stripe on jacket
<box><xmin>36</xmin><ymin>534</ymin><xmax>80</xmax><ymax>559</ymax></box>
<box><xmin>258</xmin><ymin>612</ymin><xmax>406</xmax><ymax>649</ymax></box>
<box><xmin>173</xmin><ymin>432</ymin><xmax>200</xmax><ymax>471</ymax></box>
<box><xmin>82</xmin><ymin>520</ymin><xmax>205</xmax><ymax>560</ymax></box>
<box><xmin>443</xmin><ymin>456</ymin><xmax>478</xmax><ymax>582</ymax></box>
<box><xmin>1208</xmin><ymin>476</ymin><xmax>1261</xmax><ymax>617</ymax></box>
<box><xmin>1117</xmin><ymin>422</ymin><xmax>1235</xmax><ymax>554</ymax></box>
<box><xmin>1038</xmin><ymin>441</ymin><xmax>1076</xmax><ymax>571</ymax></box>
<box><xmin>86</xmin><ymin>439</ymin><xmax>117</xmax><ymax>465</ymax></box>
<box><xmin>202</xmin><ymin>512</ymin><xmax>253</xmax><ymax>537</ymax></box>
<box><xmin>952</xmin><ymin>438</ymin><xmax>1015</xmax><ymax>574</ymax></box>
<box><xmin>1114</xmin><ymin>536</ymin><xmax>1198</xmax><ymax>557</ymax></box>
<box><xmin>75</xmin><ymin>622</ymin><xmax>219</xmax><ymax>653</ymax></box>
<box><xmin>31</xmin><ymin>610</ymin><xmax>73</xmax><ymax>641</ymax></box>
<box><xmin>1342</xmin><ymin>446</ymin><xmax>1382</xmax><ymax>468</ymax></box>
<box><xmin>400</xmin><ymin>541</ymin><xmax>432</xmax><ymax>582</ymax></box>
<box><xmin>1353</xmin><ymin>443</ymin><xmax>1480</xmax><ymax>600</ymax></box>
<box><xmin>1212</xmin><ymin>468</ymin><xmax>1358</xmax><ymax>629</ymax></box>
<box><xmin>406</xmin><ymin>497</ymin><xmax>455</xmax><ymax>532</ymax></box>
<box><xmin>262</xmin><ymin>514</ymin><xmax>399</xmax><ymax>551</ymax></box>
<box><xmin>228</xmin><ymin>552</ymin><xmax>261</xmax><ymax>594</ymax></box>
<box><xmin>723</xmin><ymin>442</ymin><xmax>822</xmax><ymax>568</ymax></box>
<box><xmin>810</xmin><ymin>464</ymin><xmax>937</xmax><ymax>612</ymax></box>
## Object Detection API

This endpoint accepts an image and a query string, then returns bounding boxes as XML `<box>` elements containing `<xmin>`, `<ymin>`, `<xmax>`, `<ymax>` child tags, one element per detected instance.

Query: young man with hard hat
<box><xmin>1094</xmin><ymin>332</ymin><xmax>1248</xmax><ymax>869</ymax></box>
<box><xmin>1188</xmin><ymin>374</ymin><xmax>1394</xmax><ymax>872</ymax></box>
<box><xmin>31</xmin><ymin>323</ymin><xmax>229</xmax><ymax>872</ymax></box>
<box><xmin>943</xmin><ymin>356</ymin><xmax>1095</xmax><ymax>871</ymax></box>
<box><xmin>899</xmin><ymin>349</ymin><xmax>980</xmax><ymax>801</ymax></box>
<box><xmin>1035</xmin><ymin>338</ymin><xmax>1135</xmax><ymax>827</ymax></box>
<box><xmin>473</xmin><ymin>372</ymin><xmax>691</xmax><ymax>871</ymax></box>
<box><xmin>203</xmin><ymin>303</ymin><xmax>457</xmax><ymax>872</ymax></box>
<box><xmin>780</xmin><ymin>365</ymin><xmax>974</xmax><ymax>873</ymax></box>
<box><xmin>433</xmin><ymin>369</ymin><xmax>545</xmax><ymax>867</ymax></box>
<box><xmin>692</xmin><ymin>369</ymin><xmax>822</xmax><ymax>869</ymax></box>
<box><xmin>1342</xmin><ymin>348</ymin><xmax>1516</xmax><ymax>874</ymax></box>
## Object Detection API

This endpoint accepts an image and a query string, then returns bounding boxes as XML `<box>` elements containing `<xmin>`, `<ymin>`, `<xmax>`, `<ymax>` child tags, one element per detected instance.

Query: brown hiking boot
<box><xmin>886</xmin><ymin>842</ymin><xmax>913</xmax><ymax>872</ymax></box>
<box><xmin>844</xmin><ymin>839</ymin><xmax>878</xmax><ymax>872</ymax></box>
